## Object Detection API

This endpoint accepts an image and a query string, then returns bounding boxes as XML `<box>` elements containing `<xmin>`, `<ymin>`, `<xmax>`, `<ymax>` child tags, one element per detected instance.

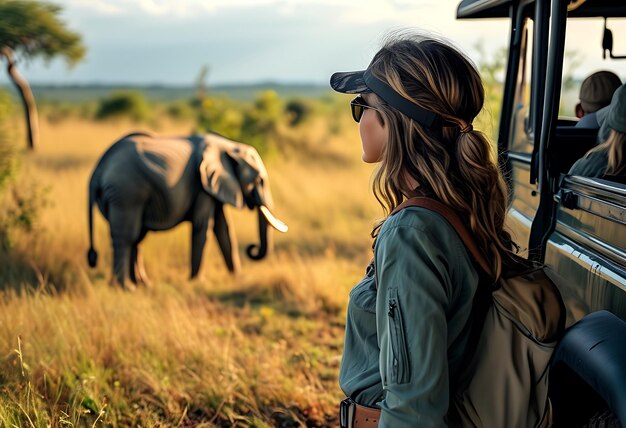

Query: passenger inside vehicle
<box><xmin>569</xmin><ymin>83</ymin><xmax>626</xmax><ymax>181</ymax></box>
<box><xmin>575</xmin><ymin>70</ymin><xmax>621</xmax><ymax>129</ymax></box>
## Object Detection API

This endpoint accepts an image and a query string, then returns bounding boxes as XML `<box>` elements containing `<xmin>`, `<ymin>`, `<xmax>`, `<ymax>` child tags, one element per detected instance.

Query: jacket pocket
<box><xmin>387</xmin><ymin>287</ymin><xmax>410</xmax><ymax>384</ymax></box>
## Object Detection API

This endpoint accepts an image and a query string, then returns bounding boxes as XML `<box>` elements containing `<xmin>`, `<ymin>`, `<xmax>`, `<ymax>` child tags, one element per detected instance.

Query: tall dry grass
<box><xmin>0</xmin><ymin>110</ymin><xmax>383</xmax><ymax>426</ymax></box>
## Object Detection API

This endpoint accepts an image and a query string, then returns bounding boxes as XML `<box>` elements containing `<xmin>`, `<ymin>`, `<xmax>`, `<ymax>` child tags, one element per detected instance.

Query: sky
<box><xmin>4</xmin><ymin>0</ymin><xmax>626</xmax><ymax>86</ymax></box>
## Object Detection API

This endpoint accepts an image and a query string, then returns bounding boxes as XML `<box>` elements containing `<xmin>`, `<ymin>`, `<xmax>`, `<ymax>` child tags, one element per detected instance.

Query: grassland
<box><xmin>0</xmin><ymin>103</ymin><xmax>386</xmax><ymax>427</ymax></box>
<box><xmin>0</xmin><ymin>77</ymin><xmax>505</xmax><ymax>426</ymax></box>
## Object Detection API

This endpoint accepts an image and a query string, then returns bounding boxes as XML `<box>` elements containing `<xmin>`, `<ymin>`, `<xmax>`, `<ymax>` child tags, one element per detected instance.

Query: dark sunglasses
<box><xmin>350</xmin><ymin>96</ymin><xmax>381</xmax><ymax>123</ymax></box>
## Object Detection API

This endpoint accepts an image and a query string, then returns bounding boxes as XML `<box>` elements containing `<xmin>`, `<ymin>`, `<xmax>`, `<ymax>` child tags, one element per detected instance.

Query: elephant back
<box><xmin>133</xmin><ymin>135</ymin><xmax>195</xmax><ymax>189</ymax></box>
<box><xmin>124</xmin><ymin>135</ymin><xmax>200</xmax><ymax>229</ymax></box>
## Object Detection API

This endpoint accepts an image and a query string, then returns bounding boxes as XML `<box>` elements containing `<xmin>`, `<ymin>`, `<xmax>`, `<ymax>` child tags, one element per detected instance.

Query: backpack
<box><xmin>390</xmin><ymin>197</ymin><xmax>566</xmax><ymax>428</ymax></box>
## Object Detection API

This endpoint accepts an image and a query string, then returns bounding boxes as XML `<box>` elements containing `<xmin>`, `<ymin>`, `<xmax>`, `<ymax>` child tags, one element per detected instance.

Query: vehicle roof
<box><xmin>457</xmin><ymin>0</ymin><xmax>626</xmax><ymax>19</ymax></box>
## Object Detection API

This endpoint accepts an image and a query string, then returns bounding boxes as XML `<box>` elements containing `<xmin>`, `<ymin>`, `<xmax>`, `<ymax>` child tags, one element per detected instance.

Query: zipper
<box><xmin>388</xmin><ymin>288</ymin><xmax>410</xmax><ymax>384</ymax></box>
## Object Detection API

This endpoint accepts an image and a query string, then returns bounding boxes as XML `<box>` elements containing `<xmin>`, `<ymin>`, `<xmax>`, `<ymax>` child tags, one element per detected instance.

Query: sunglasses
<box><xmin>350</xmin><ymin>96</ymin><xmax>381</xmax><ymax>123</ymax></box>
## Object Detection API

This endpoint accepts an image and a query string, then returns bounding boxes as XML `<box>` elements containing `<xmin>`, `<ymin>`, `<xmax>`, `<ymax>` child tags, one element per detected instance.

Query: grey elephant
<box><xmin>87</xmin><ymin>131</ymin><xmax>287</xmax><ymax>289</ymax></box>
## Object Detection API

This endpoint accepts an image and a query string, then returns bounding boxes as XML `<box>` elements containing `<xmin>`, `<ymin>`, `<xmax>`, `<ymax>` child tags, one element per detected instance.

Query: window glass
<box><xmin>561</xmin><ymin>18</ymin><xmax>626</xmax><ymax>184</ymax></box>
<box><xmin>560</xmin><ymin>18</ymin><xmax>626</xmax><ymax>118</ymax></box>
<box><xmin>509</xmin><ymin>18</ymin><xmax>534</xmax><ymax>154</ymax></box>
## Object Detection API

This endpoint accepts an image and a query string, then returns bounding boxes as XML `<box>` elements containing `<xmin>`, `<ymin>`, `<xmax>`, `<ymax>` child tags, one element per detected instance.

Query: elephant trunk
<box><xmin>245</xmin><ymin>185</ymin><xmax>287</xmax><ymax>261</ymax></box>
<box><xmin>246</xmin><ymin>206</ymin><xmax>271</xmax><ymax>261</ymax></box>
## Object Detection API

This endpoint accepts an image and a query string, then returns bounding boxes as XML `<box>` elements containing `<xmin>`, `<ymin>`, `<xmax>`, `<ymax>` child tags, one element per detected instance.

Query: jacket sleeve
<box><xmin>375</xmin><ymin>223</ymin><xmax>452</xmax><ymax>428</ymax></box>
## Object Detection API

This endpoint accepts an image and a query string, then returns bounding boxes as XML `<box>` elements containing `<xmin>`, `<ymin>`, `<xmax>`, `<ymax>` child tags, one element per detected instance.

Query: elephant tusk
<box><xmin>260</xmin><ymin>205</ymin><xmax>288</xmax><ymax>233</ymax></box>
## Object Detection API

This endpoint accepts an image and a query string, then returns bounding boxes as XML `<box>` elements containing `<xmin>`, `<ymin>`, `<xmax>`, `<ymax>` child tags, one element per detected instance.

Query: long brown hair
<box><xmin>586</xmin><ymin>129</ymin><xmax>626</xmax><ymax>176</ymax></box>
<box><xmin>368</xmin><ymin>34</ymin><xmax>514</xmax><ymax>278</ymax></box>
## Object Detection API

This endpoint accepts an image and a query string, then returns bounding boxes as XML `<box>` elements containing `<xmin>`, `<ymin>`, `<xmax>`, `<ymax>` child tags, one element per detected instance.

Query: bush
<box><xmin>95</xmin><ymin>90</ymin><xmax>152</xmax><ymax>122</ymax></box>
<box><xmin>194</xmin><ymin>91</ymin><xmax>285</xmax><ymax>155</ymax></box>
<box><xmin>240</xmin><ymin>90</ymin><xmax>284</xmax><ymax>155</ymax></box>
<box><xmin>193</xmin><ymin>90</ymin><xmax>338</xmax><ymax>157</ymax></box>
<box><xmin>166</xmin><ymin>101</ymin><xmax>195</xmax><ymax>121</ymax></box>
<box><xmin>0</xmin><ymin>90</ymin><xmax>16</xmax><ymax>193</ymax></box>
<box><xmin>0</xmin><ymin>89</ymin><xmax>49</xmax><ymax>251</ymax></box>
<box><xmin>195</xmin><ymin>97</ymin><xmax>244</xmax><ymax>141</ymax></box>
<box><xmin>285</xmin><ymin>98</ymin><xmax>312</xmax><ymax>127</ymax></box>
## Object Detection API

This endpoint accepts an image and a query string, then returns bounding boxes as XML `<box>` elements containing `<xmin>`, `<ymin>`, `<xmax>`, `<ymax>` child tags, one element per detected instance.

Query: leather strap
<box><xmin>353</xmin><ymin>402</ymin><xmax>381</xmax><ymax>428</ymax></box>
<box><xmin>390</xmin><ymin>197</ymin><xmax>493</xmax><ymax>276</ymax></box>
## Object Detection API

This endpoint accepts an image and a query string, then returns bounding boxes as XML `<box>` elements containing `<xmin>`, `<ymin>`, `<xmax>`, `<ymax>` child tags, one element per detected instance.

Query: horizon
<box><xmin>1</xmin><ymin>80</ymin><xmax>332</xmax><ymax>88</ymax></box>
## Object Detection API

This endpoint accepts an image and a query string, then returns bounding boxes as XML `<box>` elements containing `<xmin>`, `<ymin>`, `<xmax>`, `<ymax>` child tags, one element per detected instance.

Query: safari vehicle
<box><xmin>457</xmin><ymin>0</ymin><xmax>626</xmax><ymax>425</ymax></box>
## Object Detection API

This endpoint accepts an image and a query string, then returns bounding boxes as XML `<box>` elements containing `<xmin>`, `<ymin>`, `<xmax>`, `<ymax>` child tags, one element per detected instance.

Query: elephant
<box><xmin>86</xmin><ymin>131</ymin><xmax>288</xmax><ymax>290</ymax></box>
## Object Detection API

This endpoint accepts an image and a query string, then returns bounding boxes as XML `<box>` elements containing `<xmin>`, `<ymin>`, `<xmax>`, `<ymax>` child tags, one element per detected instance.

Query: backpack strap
<box><xmin>390</xmin><ymin>197</ymin><xmax>493</xmax><ymax>277</ymax></box>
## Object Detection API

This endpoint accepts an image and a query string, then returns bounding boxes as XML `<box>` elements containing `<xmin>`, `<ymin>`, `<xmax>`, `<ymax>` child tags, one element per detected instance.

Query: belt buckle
<box><xmin>339</xmin><ymin>397</ymin><xmax>355</xmax><ymax>428</ymax></box>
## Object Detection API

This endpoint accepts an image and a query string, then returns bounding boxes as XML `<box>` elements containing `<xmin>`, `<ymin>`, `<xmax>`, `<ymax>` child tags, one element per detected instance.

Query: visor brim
<box><xmin>330</xmin><ymin>71</ymin><xmax>372</xmax><ymax>94</ymax></box>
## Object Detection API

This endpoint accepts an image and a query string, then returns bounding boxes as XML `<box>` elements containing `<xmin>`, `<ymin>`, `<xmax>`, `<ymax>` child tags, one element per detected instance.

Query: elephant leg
<box><xmin>213</xmin><ymin>203</ymin><xmax>241</xmax><ymax>274</ymax></box>
<box><xmin>191</xmin><ymin>215</ymin><xmax>213</xmax><ymax>279</ymax></box>
<box><xmin>109</xmin><ymin>207</ymin><xmax>142</xmax><ymax>291</ymax></box>
<box><xmin>134</xmin><ymin>244</ymin><xmax>151</xmax><ymax>287</ymax></box>
<box><xmin>112</xmin><ymin>242</ymin><xmax>135</xmax><ymax>291</ymax></box>
<box><xmin>129</xmin><ymin>231</ymin><xmax>150</xmax><ymax>287</ymax></box>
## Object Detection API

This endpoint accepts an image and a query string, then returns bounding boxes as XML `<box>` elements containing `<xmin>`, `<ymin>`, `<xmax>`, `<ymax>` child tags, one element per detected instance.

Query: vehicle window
<box><xmin>560</xmin><ymin>18</ymin><xmax>626</xmax><ymax>118</ymax></box>
<box><xmin>559</xmin><ymin>18</ymin><xmax>626</xmax><ymax>185</ymax></box>
<box><xmin>509</xmin><ymin>18</ymin><xmax>534</xmax><ymax>154</ymax></box>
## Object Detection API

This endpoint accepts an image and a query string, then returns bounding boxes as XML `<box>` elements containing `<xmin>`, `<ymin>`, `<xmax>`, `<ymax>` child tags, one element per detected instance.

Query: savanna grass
<box><xmin>0</xmin><ymin>107</ymin><xmax>381</xmax><ymax>426</ymax></box>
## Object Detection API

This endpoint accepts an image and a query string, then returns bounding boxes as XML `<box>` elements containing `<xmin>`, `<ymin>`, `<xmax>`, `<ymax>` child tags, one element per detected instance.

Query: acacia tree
<box><xmin>0</xmin><ymin>0</ymin><xmax>85</xmax><ymax>150</ymax></box>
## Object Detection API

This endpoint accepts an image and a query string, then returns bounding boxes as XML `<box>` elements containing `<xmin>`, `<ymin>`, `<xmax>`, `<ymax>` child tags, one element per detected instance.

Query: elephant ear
<box><xmin>200</xmin><ymin>143</ymin><xmax>244</xmax><ymax>208</ymax></box>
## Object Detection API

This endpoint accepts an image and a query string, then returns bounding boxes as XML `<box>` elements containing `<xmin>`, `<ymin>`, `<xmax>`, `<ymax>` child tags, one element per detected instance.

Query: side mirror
<box><xmin>603</xmin><ymin>18</ymin><xmax>626</xmax><ymax>60</ymax></box>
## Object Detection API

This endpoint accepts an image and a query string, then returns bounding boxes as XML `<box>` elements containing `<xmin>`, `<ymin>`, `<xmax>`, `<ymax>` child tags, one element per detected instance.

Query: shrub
<box><xmin>240</xmin><ymin>90</ymin><xmax>284</xmax><ymax>155</ymax></box>
<box><xmin>0</xmin><ymin>89</ymin><xmax>49</xmax><ymax>251</ymax></box>
<box><xmin>95</xmin><ymin>90</ymin><xmax>152</xmax><ymax>122</ymax></box>
<box><xmin>285</xmin><ymin>98</ymin><xmax>312</xmax><ymax>127</ymax></box>
<box><xmin>0</xmin><ymin>90</ymin><xmax>16</xmax><ymax>193</ymax></box>
<box><xmin>195</xmin><ymin>97</ymin><xmax>244</xmax><ymax>141</ymax></box>
<box><xmin>166</xmin><ymin>100</ymin><xmax>195</xmax><ymax>121</ymax></box>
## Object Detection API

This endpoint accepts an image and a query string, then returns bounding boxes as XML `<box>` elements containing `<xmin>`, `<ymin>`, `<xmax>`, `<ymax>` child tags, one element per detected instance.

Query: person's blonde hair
<box><xmin>368</xmin><ymin>34</ymin><xmax>514</xmax><ymax>278</ymax></box>
<box><xmin>586</xmin><ymin>129</ymin><xmax>626</xmax><ymax>176</ymax></box>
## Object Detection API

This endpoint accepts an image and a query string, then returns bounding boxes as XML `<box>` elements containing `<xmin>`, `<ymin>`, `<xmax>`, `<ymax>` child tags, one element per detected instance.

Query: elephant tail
<box><xmin>86</xmin><ymin>132</ymin><xmax>154</xmax><ymax>268</ymax></box>
<box><xmin>87</xmin><ymin>170</ymin><xmax>99</xmax><ymax>268</ymax></box>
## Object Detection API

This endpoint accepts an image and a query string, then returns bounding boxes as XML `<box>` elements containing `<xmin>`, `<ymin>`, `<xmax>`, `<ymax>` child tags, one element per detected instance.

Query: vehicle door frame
<box><xmin>498</xmin><ymin>0</ymin><xmax>551</xmax><ymax>258</ymax></box>
<box><xmin>527</xmin><ymin>0</ymin><xmax>567</xmax><ymax>262</ymax></box>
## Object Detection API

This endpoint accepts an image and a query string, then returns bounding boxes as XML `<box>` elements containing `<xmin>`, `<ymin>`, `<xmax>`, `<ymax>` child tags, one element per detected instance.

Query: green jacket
<box><xmin>339</xmin><ymin>207</ymin><xmax>480</xmax><ymax>427</ymax></box>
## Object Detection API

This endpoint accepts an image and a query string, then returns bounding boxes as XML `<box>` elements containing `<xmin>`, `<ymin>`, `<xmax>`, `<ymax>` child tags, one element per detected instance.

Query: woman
<box><xmin>569</xmin><ymin>83</ymin><xmax>626</xmax><ymax>181</ymax></box>
<box><xmin>330</xmin><ymin>34</ymin><xmax>515</xmax><ymax>426</ymax></box>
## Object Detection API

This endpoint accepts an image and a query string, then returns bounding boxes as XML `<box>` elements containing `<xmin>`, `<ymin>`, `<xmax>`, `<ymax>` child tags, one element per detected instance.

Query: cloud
<box><xmin>64</xmin><ymin>0</ymin><xmax>292</xmax><ymax>17</ymax></box>
<box><xmin>64</xmin><ymin>0</ymin><xmax>124</xmax><ymax>15</ymax></box>
<box><xmin>330</xmin><ymin>0</ymin><xmax>437</xmax><ymax>25</ymax></box>
<box><xmin>62</xmin><ymin>0</ymin><xmax>436</xmax><ymax>21</ymax></box>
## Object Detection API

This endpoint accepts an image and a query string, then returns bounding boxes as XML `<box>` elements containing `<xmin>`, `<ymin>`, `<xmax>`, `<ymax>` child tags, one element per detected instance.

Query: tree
<box><xmin>95</xmin><ymin>91</ymin><xmax>152</xmax><ymax>122</ymax></box>
<box><xmin>0</xmin><ymin>0</ymin><xmax>85</xmax><ymax>150</ymax></box>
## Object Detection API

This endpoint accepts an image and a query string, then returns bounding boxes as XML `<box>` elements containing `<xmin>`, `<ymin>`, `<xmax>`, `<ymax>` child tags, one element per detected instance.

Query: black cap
<box><xmin>330</xmin><ymin>68</ymin><xmax>448</xmax><ymax>129</ymax></box>
<box><xmin>330</xmin><ymin>70</ymin><xmax>371</xmax><ymax>94</ymax></box>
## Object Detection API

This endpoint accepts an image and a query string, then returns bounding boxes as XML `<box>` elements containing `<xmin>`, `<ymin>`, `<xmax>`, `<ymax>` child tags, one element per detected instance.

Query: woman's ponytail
<box><xmin>456</xmin><ymin>129</ymin><xmax>511</xmax><ymax>278</ymax></box>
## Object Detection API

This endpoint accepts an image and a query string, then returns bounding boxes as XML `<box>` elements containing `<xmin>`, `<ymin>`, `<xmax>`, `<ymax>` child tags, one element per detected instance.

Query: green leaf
<box><xmin>81</xmin><ymin>395</ymin><xmax>99</xmax><ymax>414</ymax></box>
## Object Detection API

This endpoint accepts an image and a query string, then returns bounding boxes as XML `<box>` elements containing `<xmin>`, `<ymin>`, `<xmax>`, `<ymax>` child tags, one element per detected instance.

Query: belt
<box><xmin>339</xmin><ymin>397</ymin><xmax>381</xmax><ymax>428</ymax></box>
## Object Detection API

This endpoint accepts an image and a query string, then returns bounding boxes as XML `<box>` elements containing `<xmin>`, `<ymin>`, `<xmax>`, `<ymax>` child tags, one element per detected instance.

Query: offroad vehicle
<box><xmin>457</xmin><ymin>0</ymin><xmax>626</xmax><ymax>425</ymax></box>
